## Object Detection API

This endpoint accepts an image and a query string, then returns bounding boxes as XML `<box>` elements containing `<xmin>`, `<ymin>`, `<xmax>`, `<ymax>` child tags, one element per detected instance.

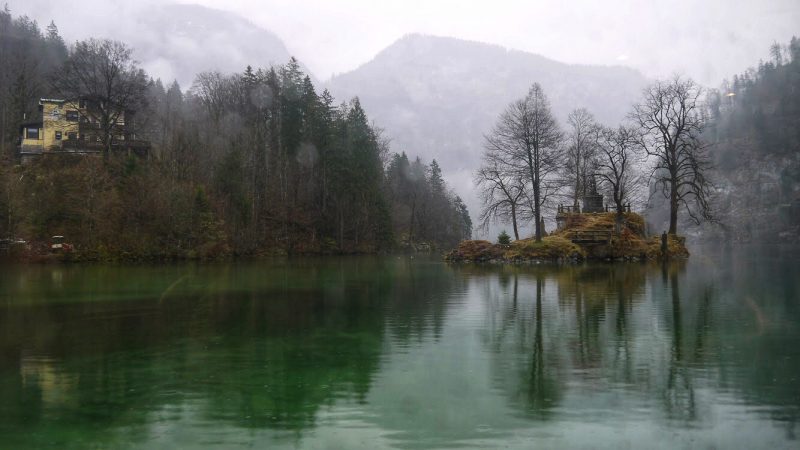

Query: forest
<box><xmin>0</xmin><ymin>7</ymin><xmax>472</xmax><ymax>259</ymax></box>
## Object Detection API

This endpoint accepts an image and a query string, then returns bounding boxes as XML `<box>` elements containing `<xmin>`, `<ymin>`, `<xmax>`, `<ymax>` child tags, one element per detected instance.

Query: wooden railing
<box><xmin>602</xmin><ymin>203</ymin><xmax>632</xmax><ymax>213</ymax></box>
<box><xmin>558</xmin><ymin>205</ymin><xmax>580</xmax><ymax>213</ymax></box>
<box><xmin>559</xmin><ymin>203</ymin><xmax>633</xmax><ymax>213</ymax></box>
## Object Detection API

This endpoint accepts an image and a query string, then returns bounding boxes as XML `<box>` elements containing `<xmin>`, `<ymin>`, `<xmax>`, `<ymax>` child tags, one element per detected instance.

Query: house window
<box><xmin>26</xmin><ymin>128</ymin><xmax>39</xmax><ymax>139</ymax></box>
<box><xmin>55</xmin><ymin>131</ymin><xmax>62</xmax><ymax>140</ymax></box>
<box><xmin>67</xmin><ymin>132</ymin><xmax>77</xmax><ymax>140</ymax></box>
<box><xmin>79</xmin><ymin>99</ymin><xmax>86</xmax><ymax>108</ymax></box>
<box><xmin>66</xmin><ymin>110</ymin><xmax>79</xmax><ymax>122</ymax></box>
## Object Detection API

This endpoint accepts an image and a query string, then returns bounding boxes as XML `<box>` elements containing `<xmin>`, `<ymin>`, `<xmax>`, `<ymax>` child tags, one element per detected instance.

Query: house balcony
<box><xmin>62</xmin><ymin>138</ymin><xmax>151</xmax><ymax>156</ymax></box>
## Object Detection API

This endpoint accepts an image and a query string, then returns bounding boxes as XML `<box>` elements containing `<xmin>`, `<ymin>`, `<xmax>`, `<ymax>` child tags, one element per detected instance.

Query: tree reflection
<box><xmin>662</xmin><ymin>260</ymin><xmax>697</xmax><ymax>421</ymax></box>
<box><xmin>483</xmin><ymin>268</ymin><xmax>564</xmax><ymax>419</ymax></box>
<box><xmin>526</xmin><ymin>275</ymin><xmax>558</xmax><ymax>413</ymax></box>
<box><xmin>478</xmin><ymin>261</ymin><xmax>730</xmax><ymax>425</ymax></box>
<box><xmin>0</xmin><ymin>258</ymin><xmax>463</xmax><ymax>445</ymax></box>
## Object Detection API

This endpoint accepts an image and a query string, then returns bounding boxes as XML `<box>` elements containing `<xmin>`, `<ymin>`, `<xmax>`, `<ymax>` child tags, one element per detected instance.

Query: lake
<box><xmin>1</xmin><ymin>247</ymin><xmax>799</xmax><ymax>449</ymax></box>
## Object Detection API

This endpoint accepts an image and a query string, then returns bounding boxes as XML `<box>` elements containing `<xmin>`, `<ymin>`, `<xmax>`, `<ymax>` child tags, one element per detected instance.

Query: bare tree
<box><xmin>631</xmin><ymin>76</ymin><xmax>713</xmax><ymax>235</ymax></box>
<box><xmin>564</xmin><ymin>108</ymin><xmax>598</xmax><ymax>209</ymax></box>
<box><xmin>484</xmin><ymin>83</ymin><xmax>563</xmax><ymax>241</ymax></box>
<box><xmin>191</xmin><ymin>71</ymin><xmax>232</xmax><ymax>124</ymax></box>
<box><xmin>594</xmin><ymin>125</ymin><xmax>643</xmax><ymax>234</ymax></box>
<box><xmin>475</xmin><ymin>150</ymin><xmax>529</xmax><ymax>240</ymax></box>
<box><xmin>52</xmin><ymin>39</ymin><xmax>148</xmax><ymax>159</ymax></box>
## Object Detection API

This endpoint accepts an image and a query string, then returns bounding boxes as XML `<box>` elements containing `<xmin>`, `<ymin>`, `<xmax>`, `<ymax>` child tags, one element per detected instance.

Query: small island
<box><xmin>448</xmin><ymin>74</ymin><xmax>709</xmax><ymax>264</ymax></box>
<box><xmin>445</xmin><ymin>210</ymin><xmax>689</xmax><ymax>263</ymax></box>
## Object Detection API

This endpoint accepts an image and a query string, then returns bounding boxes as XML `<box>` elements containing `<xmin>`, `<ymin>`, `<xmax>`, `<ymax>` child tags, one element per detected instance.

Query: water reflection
<box><xmin>478</xmin><ymin>258</ymin><xmax>799</xmax><ymax>441</ymax></box>
<box><xmin>0</xmin><ymin>259</ymin><xmax>465</xmax><ymax>448</ymax></box>
<box><xmin>0</xmin><ymin>252</ymin><xmax>799</xmax><ymax>448</ymax></box>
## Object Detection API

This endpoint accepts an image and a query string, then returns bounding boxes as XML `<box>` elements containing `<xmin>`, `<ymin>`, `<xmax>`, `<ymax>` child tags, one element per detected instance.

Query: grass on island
<box><xmin>446</xmin><ymin>212</ymin><xmax>689</xmax><ymax>262</ymax></box>
<box><xmin>504</xmin><ymin>236</ymin><xmax>586</xmax><ymax>260</ymax></box>
<box><xmin>445</xmin><ymin>235</ymin><xmax>584</xmax><ymax>262</ymax></box>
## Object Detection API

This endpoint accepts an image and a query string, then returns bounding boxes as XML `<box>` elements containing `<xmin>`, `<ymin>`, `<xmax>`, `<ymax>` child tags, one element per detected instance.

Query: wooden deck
<box><xmin>569</xmin><ymin>229</ymin><xmax>613</xmax><ymax>244</ymax></box>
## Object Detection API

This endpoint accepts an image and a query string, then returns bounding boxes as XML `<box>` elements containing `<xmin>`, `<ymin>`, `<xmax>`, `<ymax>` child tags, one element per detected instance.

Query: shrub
<box><xmin>497</xmin><ymin>230</ymin><xmax>511</xmax><ymax>245</ymax></box>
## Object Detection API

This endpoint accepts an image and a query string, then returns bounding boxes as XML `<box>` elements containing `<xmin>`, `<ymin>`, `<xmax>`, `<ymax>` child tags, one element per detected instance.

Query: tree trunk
<box><xmin>511</xmin><ymin>203</ymin><xmax>519</xmax><ymax>241</ymax></box>
<box><xmin>669</xmin><ymin>178</ymin><xmax>678</xmax><ymax>235</ymax></box>
<box><xmin>528</xmin><ymin>145</ymin><xmax>542</xmax><ymax>242</ymax></box>
<box><xmin>528</xmin><ymin>148</ymin><xmax>542</xmax><ymax>242</ymax></box>
<box><xmin>533</xmin><ymin>181</ymin><xmax>542</xmax><ymax>242</ymax></box>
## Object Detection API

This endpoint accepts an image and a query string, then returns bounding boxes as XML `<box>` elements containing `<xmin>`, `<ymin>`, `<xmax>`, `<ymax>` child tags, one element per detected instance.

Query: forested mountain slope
<box><xmin>703</xmin><ymin>38</ymin><xmax>800</xmax><ymax>241</ymax></box>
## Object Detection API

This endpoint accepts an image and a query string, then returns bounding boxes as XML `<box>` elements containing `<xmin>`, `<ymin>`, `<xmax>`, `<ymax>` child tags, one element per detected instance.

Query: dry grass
<box><xmin>646</xmin><ymin>234</ymin><xmax>690</xmax><ymax>259</ymax></box>
<box><xmin>552</xmin><ymin>212</ymin><xmax>644</xmax><ymax>235</ymax></box>
<box><xmin>445</xmin><ymin>236</ymin><xmax>585</xmax><ymax>262</ymax></box>
<box><xmin>444</xmin><ymin>240</ymin><xmax>505</xmax><ymax>261</ymax></box>
<box><xmin>549</xmin><ymin>212</ymin><xmax>651</xmax><ymax>259</ymax></box>
<box><xmin>505</xmin><ymin>236</ymin><xmax>586</xmax><ymax>260</ymax></box>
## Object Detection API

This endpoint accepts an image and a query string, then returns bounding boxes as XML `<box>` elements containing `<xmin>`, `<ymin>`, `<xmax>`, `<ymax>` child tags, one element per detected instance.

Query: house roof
<box><xmin>20</xmin><ymin>120</ymin><xmax>43</xmax><ymax>129</ymax></box>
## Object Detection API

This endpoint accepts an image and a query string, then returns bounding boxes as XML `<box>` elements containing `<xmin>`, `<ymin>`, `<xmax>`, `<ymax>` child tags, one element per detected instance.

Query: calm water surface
<box><xmin>1</xmin><ymin>247</ymin><xmax>799</xmax><ymax>449</ymax></box>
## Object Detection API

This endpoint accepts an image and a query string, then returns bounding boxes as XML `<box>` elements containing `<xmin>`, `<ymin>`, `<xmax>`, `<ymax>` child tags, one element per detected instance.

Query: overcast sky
<box><xmin>8</xmin><ymin>0</ymin><xmax>800</xmax><ymax>86</ymax></box>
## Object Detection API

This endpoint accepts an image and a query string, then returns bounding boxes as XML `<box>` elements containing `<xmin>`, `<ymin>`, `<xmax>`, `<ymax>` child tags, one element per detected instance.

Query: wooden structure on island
<box><xmin>555</xmin><ymin>175</ymin><xmax>630</xmax><ymax>245</ymax></box>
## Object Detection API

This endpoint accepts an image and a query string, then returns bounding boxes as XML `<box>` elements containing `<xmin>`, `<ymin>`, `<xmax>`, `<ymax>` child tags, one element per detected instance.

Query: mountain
<box><xmin>326</xmin><ymin>34</ymin><xmax>649</xmax><ymax>234</ymax></box>
<box><xmin>128</xmin><ymin>4</ymin><xmax>300</xmax><ymax>88</ymax></box>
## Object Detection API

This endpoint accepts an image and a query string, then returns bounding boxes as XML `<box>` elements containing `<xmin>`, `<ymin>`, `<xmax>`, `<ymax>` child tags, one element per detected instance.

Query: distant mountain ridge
<box><xmin>327</xmin><ymin>33</ymin><xmax>647</xmax><ymax>169</ymax></box>
<box><xmin>325</xmin><ymin>34</ymin><xmax>649</xmax><ymax>232</ymax></box>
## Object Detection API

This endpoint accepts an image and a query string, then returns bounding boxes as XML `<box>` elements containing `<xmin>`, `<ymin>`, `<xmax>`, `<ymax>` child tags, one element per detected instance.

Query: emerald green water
<box><xmin>1</xmin><ymin>249</ymin><xmax>799</xmax><ymax>449</ymax></box>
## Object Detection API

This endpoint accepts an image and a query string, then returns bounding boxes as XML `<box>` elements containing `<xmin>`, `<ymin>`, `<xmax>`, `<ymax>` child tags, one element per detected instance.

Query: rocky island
<box><xmin>444</xmin><ymin>211</ymin><xmax>689</xmax><ymax>263</ymax></box>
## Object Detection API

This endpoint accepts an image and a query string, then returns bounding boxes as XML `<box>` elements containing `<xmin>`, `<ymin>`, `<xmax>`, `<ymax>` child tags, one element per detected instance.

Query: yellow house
<box><xmin>21</xmin><ymin>99</ymin><xmax>87</xmax><ymax>154</ymax></box>
<box><xmin>19</xmin><ymin>98</ymin><xmax>148</xmax><ymax>159</ymax></box>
